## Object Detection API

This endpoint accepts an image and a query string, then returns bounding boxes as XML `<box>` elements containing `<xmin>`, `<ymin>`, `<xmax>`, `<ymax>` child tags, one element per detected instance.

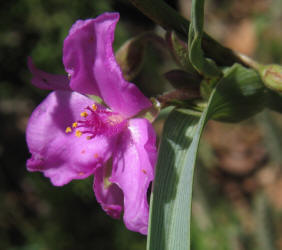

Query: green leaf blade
<box><xmin>147</xmin><ymin>63</ymin><xmax>266</xmax><ymax>250</ymax></box>
<box><xmin>188</xmin><ymin>0</ymin><xmax>221</xmax><ymax>77</ymax></box>
<box><xmin>147</xmin><ymin>107</ymin><xmax>210</xmax><ymax>250</ymax></box>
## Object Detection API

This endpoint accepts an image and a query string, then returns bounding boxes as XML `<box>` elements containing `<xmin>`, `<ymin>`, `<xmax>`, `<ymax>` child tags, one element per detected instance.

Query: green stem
<box><xmin>128</xmin><ymin>0</ymin><xmax>247</xmax><ymax>67</ymax></box>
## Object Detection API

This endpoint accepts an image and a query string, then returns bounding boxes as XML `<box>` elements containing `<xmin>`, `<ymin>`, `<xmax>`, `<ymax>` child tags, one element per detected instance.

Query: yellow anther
<box><xmin>80</xmin><ymin>111</ymin><xmax>88</xmax><ymax>117</ymax></box>
<box><xmin>72</xmin><ymin>122</ymin><xmax>78</xmax><ymax>128</ymax></box>
<box><xmin>92</xmin><ymin>104</ymin><xmax>98</xmax><ymax>111</ymax></box>
<box><xmin>78</xmin><ymin>172</ymin><xmax>85</xmax><ymax>176</ymax></box>
<box><xmin>65</xmin><ymin>127</ymin><xmax>72</xmax><ymax>133</ymax></box>
<box><xmin>94</xmin><ymin>153</ymin><xmax>99</xmax><ymax>159</ymax></box>
<box><xmin>75</xmin><ymin>130</ymin><xmax>82</xmax><ymax>138</ymax></box>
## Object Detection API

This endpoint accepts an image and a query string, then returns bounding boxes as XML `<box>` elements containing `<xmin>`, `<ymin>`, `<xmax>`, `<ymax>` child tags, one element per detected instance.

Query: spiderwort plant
<box><xmin>26</xmin><ymin>12</ymin><xmax>157</xmax><ymax>235</ymax></box>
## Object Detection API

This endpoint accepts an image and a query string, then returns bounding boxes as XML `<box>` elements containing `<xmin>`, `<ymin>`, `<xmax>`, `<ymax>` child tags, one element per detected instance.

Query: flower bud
<box><xmin>165</xmin><ymin>31</ymin><xmax>198</xmax><ymax>74</ymax></box>
<box><xmin>116</xmin><ymin>32</ymin><xmax>165</xmax><ymax>81</ymax></box>
<box><xmin>258</xmin><ymin>64</ymin><xmax>282</xmax><ymax>92</ymax></box>
<box><xmin>164</xmin><ymin>69</ymin><xmax>202</xmax><ymax>89</ymax></box>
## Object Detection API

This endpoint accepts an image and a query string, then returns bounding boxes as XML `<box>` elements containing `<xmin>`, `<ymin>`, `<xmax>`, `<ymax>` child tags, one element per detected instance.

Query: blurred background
<box><xmin>1</xmin><ymin>0</ymin><xmax>282</xmax><ymax>249</ymax></box>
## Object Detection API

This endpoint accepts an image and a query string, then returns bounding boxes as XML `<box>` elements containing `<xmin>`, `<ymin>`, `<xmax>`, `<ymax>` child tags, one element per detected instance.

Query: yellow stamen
<box><xmin>78</xmin><ymin>172</ymin><xmax>84</xmax><ymax>176</ymax></box>
<box><xmin>72</xmin><ymin>122</ymin><xmax>78</xmax><ymax>128</ymax></box>
<box><xmin>75</xmin><ymin>130</ymin><xmax>82</xmax><ymax>137</ymax></box>
<box><xmin>94</xmin><ymin>153</ymin><xmax>99</xmax><ymax>159</ymax></box>
<box><xmin>80</xmin><ymin>111</ymin><xmax>88</xmax><ymax>117</ymax></box>
<box><xmin>92</xmin><ymin>104</ymin><xmax>97</xmax><ymax>111</ymax></box>
<box><xmin>65</xmin><ymin>127</ymin><xmax>72</xmax><ymax>133</ymax></box>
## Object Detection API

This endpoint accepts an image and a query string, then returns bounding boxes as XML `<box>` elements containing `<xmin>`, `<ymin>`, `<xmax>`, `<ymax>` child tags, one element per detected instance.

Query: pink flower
<box><xmin>26</xmin><ymin>12</ymin><xmax>157</xmax><ymax>234</ymax></box>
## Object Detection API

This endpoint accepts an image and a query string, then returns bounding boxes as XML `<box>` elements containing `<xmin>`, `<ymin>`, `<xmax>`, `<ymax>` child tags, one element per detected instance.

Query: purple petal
<box><xmin>28</xmin><ymin>57</ymin><xmax>70</xmax><ymax>90</ymax></box>
<box><xmin>26</xmin><ymin>90</ymin><xmax>114</xmax><ymax>186</ymax></box>
<box><xmin>63</xmin><ymin>12</ymin><xmax>152</xmax><ymax>117</ymax></box>
<box><xmin>93</xmin><ymin>165</ymin><xmax>124</xmax><ymax>219</ymax></box>
<box><xmin>110</xmin><ymin>118</ymin><xmax>157</xmax><ymax>234</ymax></box>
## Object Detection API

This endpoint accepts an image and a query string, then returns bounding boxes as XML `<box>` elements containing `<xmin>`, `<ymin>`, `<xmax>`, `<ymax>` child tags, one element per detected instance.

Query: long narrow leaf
<box><xmin>147</xmin><ymin>63</ymin><xmax>265</xmax><ymax>250</ymax></box>
<box><xmin>147</xmin><ymin>107</ymin><xmax>211</xmax><ymax>250</ymax></box>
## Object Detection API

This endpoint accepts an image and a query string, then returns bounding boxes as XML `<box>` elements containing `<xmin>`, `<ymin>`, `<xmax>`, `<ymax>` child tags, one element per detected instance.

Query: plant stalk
<box><xmin>128</xmin><ymin>0</ymin><xmax>247</xmax><ymax>67</ymax></box>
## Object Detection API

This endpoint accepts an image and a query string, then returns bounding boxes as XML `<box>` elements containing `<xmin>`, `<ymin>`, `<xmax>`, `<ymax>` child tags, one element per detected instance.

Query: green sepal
<box><xmin>210</xmin><ymin>64</ymin><xmax>266</xmax><ymax>122</ymax></box>
<box><xmin>135</xmin><ymin>98</ymin><xmax>161</xmax><ymax>123</ymax></box>
<box><xmin>87</xmin><ymin>95</ymin><xmax>106</xmax><ymax>106</ymax></box>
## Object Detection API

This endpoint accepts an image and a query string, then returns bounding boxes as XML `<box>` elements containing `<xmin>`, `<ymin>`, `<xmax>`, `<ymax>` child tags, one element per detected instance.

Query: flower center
<box><xmin>65</xmin><ymin>104</ymin><xmax>127</xmax><ymax>140</ymax></box>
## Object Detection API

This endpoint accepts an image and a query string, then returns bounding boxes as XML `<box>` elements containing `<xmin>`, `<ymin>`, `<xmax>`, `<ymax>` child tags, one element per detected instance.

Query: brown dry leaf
<box><xmin>204</xmin><ymin>120</ymin><xmax>265</xmax><ymax>175</ymax></box>
<box><xmin>230</xmin><ymin>0</ymin><xmax>272</xmax><ymax>19</ymax></box>
<box><xmin>224</xmin><ymin>19</ymin><xmax>257</xmax><ymax>56</ymax></box>
<box><xmin>258</xmin><ymin>170</ymin><xmax>282</xmax><ymax>210</ymax></box>
<box><xmin>178</xmin><ymin>0</ymin><xmax>191</xmax><ymax>20</ymax></box>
